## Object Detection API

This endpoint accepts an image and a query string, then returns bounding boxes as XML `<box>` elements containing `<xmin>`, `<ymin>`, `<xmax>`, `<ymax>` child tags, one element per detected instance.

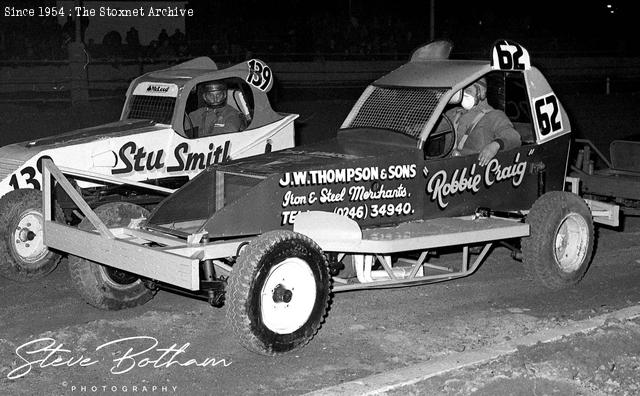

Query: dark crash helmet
<box><xmin>201</xmin><ymin>81</ymin><xmax>227</xmax><ymax>108</ymax></box>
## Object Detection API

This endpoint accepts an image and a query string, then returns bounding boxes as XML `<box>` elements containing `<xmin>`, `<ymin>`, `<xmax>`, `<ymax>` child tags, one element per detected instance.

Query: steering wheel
<box><xmin>423</xmin><ymin>114</ymin><xmax>456</xmax><ymax>159</ymax></box>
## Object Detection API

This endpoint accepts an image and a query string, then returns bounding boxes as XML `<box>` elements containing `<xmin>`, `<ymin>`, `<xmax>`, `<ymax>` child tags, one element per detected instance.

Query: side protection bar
<box><xmin>41</xmin><ymin>159</ymin><xmax>201</xmax><ymax>290</ymax></box>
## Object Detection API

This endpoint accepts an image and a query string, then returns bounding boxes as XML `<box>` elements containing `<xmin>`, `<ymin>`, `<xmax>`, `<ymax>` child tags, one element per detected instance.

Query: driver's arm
<box><xmin>477</xmin><ymin>111</ymin><xmax>521</xmax><ymax>166</ymax></box>
<box><xmin>489</xmin><ymin>113</ymin><xmax>521</xmax><ymax>151</ymax></box>
<box><xmin>185</xmin><ymin>108</ymin><xmax>203</xmax><ymax>137</ymax></box>
<box><xmin>229</xmin><ymin>108</ymin><xmax>248</xmax><ymax>131</ymax></box>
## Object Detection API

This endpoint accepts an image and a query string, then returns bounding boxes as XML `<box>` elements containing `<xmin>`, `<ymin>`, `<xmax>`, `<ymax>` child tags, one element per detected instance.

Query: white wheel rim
<box><xmin>260</xmin><ymin>258</ymin><xmax>317</xmax><ymax>334</ymax></box>
<box><xmin>13</xmin><ymin>210</ymin><xmax>47</xmax><ymax>262</ymax></box>
<box><xmin>554</xmin><ymin>213</ymin><xmax>589</xmax><ymax>273</ymax></box>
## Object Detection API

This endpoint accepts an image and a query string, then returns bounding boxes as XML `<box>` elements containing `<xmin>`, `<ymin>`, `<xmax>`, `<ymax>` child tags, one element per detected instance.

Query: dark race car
<box><xmin>40</xmin><ymin>40</ymin><xmax>618</xmax><ymax>355</ymax></box>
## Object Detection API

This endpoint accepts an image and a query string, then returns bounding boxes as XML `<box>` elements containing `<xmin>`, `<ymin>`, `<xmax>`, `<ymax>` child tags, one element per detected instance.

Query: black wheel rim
<box><xmin>104</xmin><ymin>266</ymin><xmax>139</xmax><ymax>285</ymax></box>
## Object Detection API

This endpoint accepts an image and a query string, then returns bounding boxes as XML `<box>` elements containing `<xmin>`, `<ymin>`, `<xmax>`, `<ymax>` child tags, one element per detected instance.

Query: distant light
<box><xmin>606</xmin><ymin>4</ymin><xmax>612</xmax><ymax>8</ymax></box>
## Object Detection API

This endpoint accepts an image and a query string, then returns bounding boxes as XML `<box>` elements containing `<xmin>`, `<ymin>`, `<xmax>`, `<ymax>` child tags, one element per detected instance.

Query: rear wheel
<box><xmin>0</xmin><ymin>189</ymin><xmax>64</xmax><ymax>282</ymax></box>
<box><xmin>227</xmin><ymin>230</ymin><xmax>331</xmax><ymax>355</ymax></box>
<box><xmin>68</xmin><ymin>202</ymin><xmax>154</xmax><ymax>310</ymax></box>
<box><xmin>522</xmin><ymin>191</ymin><xmax>594</xmax><ymax>289</ymax></box>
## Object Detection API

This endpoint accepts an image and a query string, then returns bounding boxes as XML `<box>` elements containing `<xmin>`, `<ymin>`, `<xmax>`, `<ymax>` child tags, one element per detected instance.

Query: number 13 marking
<box><xmin>8</xmin><ymin>166</ymin><xmax>41</xmax><ymax>190</ymax></box>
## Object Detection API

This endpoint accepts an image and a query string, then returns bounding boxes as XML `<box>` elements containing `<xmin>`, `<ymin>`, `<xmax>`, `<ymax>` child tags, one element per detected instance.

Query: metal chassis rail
<box><xmin>299</xmin><ymin>215</ymin><xmax>530</xmax><ymax>292</ymax></box>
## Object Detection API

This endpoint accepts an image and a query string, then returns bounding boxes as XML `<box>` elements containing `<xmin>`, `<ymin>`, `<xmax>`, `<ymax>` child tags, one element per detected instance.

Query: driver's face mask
<box><xmin>461</xmin><ymin>91</ymin><xmax>476</xmax><ymax>110</ymax></box>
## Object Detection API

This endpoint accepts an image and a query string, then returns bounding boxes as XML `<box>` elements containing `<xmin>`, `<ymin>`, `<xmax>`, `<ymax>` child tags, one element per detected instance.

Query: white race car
<box><xmin>0</xmin><ymin>57</ymin><xmax>297</xmax><ymax>282</ymax></box>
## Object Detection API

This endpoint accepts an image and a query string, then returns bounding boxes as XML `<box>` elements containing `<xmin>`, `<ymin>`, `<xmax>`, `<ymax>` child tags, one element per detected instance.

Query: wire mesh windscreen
<box><xmin>345</xmin><ymin>86</ymin><xmax>447</xmax><ymax>138</ymax></box>
<box><xmin>127</xmin><ymin>95</ymin><xmax>176</xmax><ymax>124</ymax></box>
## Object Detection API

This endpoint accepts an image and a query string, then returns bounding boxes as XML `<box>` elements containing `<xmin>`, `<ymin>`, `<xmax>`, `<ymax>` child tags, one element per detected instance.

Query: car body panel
<box><xmin>375</xmin><ymin>60</ymin><xmax>489</xmax><ymax>88</ymax></box>
<box><xmin>146</xmin><ymin>132</ymin><xmax>570</xmax><ymax>239</ymax></box>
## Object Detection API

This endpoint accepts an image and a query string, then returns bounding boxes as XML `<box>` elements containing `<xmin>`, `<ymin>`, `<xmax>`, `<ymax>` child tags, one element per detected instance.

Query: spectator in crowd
<box><xmin>102</xmin><ymin>30</ymin><xmax>123</xmax><ymax>58</ymax></box>
<box><xmin>126</xmin><ymin>27</ymin><xmax>140</xmax><ymax>47</ymax></box>
<box><xmin>170</xmin><ymin>29</ymin><xmax>186</xmax><ymax>47</ymax></box>
<box><xmin>158</xmin><ymin>29</ymin><xmax>169</xmax><ymax>45</ymax></box>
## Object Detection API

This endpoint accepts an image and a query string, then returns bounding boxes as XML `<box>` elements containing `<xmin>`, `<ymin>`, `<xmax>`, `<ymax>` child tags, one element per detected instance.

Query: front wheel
<box><xmin>226</xmin><ymin>230</ymin><xmax>331</xmax><ymax>355</ymax></box>
<box><xmin>68</xmin><ymin>202</ymin><xmax>155</xmax><ymax>310</ymax></box>
<box><xmin>0</xmin><ymin>189</ymin><xmax>64</xmax><ymax>282</ymax></box>
<box><xmin>522</xmin><ymin>191</ymin><xmax>594</xmax><ymax>290</ymax></box>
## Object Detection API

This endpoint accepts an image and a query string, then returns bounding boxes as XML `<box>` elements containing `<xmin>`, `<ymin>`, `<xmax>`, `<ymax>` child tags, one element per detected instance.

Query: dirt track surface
<box><xmin>386</xmin><ymin>316</ymin><xmax>640</xmax><ymax>396</ymax></box>
<box><xmin>0</xmin><ymin>219</ymin><xmax>639</xmax><ymax>395</ymax></box>
<box><xmin>0</xmin><ymin>95</ymin><xmax>639</xmax><ymax>395</ymax></box>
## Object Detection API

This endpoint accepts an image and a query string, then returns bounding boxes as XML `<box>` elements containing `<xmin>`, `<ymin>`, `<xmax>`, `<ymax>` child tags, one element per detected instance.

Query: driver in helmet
<box><xmin>188</xmin><ymin>81</ymin><xmax>247</xmax><ymax>136</ymax></box>
<box><xmin>446</xmin><ymin>78</ymin><xmax>521</xmax><ymax>166</ymax></box>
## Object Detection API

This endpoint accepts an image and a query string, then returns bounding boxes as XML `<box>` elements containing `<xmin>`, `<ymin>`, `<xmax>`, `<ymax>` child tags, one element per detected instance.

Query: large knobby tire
<box><xmin>0</xmin><ymin>189</ymin><xmax>64</xmax><ymax>282</ymax></box>
<box><xmin>522</xmin><ymin>191</ymin><xmax>594</xmax><ymax>290</ymax></box>
<box><xmin>227</xmin><ymin>230</ymin><xmax>331</xmax><ymax>355</ymax></box>
<box><xmin>68</xmin><ymin>202</ymin><xmax>154</xmax><ymax>310</ymax></box>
